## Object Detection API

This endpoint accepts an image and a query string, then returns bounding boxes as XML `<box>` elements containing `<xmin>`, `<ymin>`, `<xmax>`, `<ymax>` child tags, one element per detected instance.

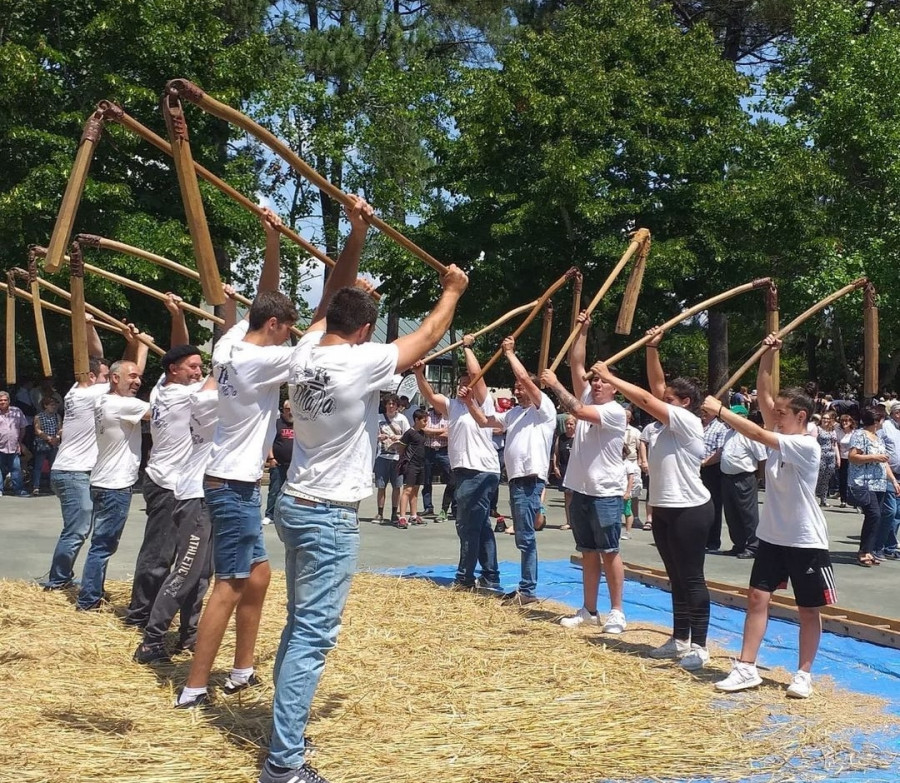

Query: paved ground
<box><xmin>2</xmin><ymin>484</ymin><xmax>896</xmax><ymax>619</ymax></box>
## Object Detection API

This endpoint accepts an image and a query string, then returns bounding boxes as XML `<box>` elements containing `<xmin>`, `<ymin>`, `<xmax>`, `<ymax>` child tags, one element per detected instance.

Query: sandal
<box><xmin>858</xmin><ymin>554</ymin><xmax>876</xmax><ymax>567</ymax></box>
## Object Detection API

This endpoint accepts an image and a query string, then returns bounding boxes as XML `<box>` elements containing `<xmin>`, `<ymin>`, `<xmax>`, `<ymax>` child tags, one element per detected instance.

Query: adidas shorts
<box><xmin>749</xmin><ymin>539</ymin><xmax>837</xmax><ymax>608</ymax></box>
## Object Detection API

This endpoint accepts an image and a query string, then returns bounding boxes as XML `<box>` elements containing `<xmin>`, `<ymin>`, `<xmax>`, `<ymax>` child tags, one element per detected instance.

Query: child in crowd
<box><xmin>396</xmin><ymin>409</ymin><xmax>428</xmax><ymax>529</ymax></box>
<box><xmin>621</xmin><ymin>455</ymin><xmax>641</xmax><ymax>540</ymax></box>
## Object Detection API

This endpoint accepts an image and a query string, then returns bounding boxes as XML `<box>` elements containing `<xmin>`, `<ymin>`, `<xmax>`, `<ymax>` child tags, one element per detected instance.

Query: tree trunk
<box><xmin>707</xmin><ymin>310</ymin><xmax>729</xmax><ymax>395</ymax></box>
<box><xmin>806</xmin><ymin>332</ymin><xmax>818</xmax><ymax>385</ymax></box>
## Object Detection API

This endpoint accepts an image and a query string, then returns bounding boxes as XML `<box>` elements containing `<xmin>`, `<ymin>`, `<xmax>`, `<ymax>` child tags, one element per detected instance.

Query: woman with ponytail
<box><xmin>589</xmin><ymin>327</ymin><xmax>714</xmax><ymax>671</ymax></box>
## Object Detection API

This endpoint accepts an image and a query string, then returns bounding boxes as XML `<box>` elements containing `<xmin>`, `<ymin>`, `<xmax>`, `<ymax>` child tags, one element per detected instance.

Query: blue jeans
<box><xmin>422</xmin><ymin>447</ymin><xmax>454</xmax><ymax>513</ymax></box>
<box><xmin>875</xmin><ymin>484</ymin><xmax>900</xmax><ymax>553</ymax></box>
<box><xmin>0</xmin><ymin>451</ymin><xmax>26</xmax><ymax>495</ymax></box>
<box><xmin>204</xmin><ymin>479</ymin><xmax>267</xmax><ymax>579</ymax></box>
<box><xmin>453</xmin><ymin>469</ymin><xmax>500</xmax><ymax>587</ymax></box>
<box><xmin>268</xmin><ymin>494</ymin><xmax>360</xmax><ymax>769</ymax></box>
<box><xmin>77</xmin><ymin>487</ymin><xmax>133</xmax><ymax>609</ymax></box>
<box><xmin>47</xmin><ymin>470</ymin><xmax>94</xmax><ymax>587</ymax></box>
<box><xmin>508</xmin><ymin>476</ymin><xmax>544</xmax><ymax>596</ymax></box>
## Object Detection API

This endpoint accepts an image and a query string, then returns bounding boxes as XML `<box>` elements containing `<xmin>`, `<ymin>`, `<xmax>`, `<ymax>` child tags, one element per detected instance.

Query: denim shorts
<box><xmin>569</xmin><ymin>492</ymin><xmax>622</xmax><ymax>553</ymax></box>
<box><xmin>374</xmin><ymin>457</ymin><xmax>402</xmax><ymax>489</ymax></box>
<box><xmin>204</xmin><ymin>478</ymin><xmax>268</xmax><ymax>579</ymax></box>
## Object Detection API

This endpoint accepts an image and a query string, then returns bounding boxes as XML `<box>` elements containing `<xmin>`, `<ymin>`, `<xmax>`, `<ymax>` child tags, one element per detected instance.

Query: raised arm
<box><xmin>502</xmin><ymin>336</ymin><xmax>542</xmax><ymax>403</ymax></box>
<box><xmin>165</xmin><ymin>293</ymin><xmax>189</xmax><ymax>348</ymax></box>
<box><xmin>393</xmin><ymin>268</ymin><xmax>469</xmax><ymax>373</ymax></box>
<box><xmin>222</xmin><ymin>284</ymin><xmax>239</xmax><ymax>330</ymax></box>
<box><xmin>756</xmin><ymin>334</ymin><xmax>779</xmax><ymax>431</ymax></box>
<box><xmin>307</xmin><ymin>197</ymin><xmax>374</xmax><ymax>332</ymax></box>
<box><xmin>459</xmin><ymin>385</ymin><xmax>504</xmax><ymax>430</ymax></box>
<box><xmin>540</xmin><ymin>368</ymin><xmax>603</xmax><ymax>425</ymax></box>
<box><xmin>702</xmin><ymin>395</ymin><xmax>779</xmax><ymax>450</ymax></box>
<box><xmin>122</xmin><ymin>324</ymin><xmax>152</xmax><ymax>374</ymax></box>
<box><xmin>644</xmin><ymin>327</ymin><xmax>666</xmax><ymax>400</ymax></box>
<box><xmin>589</xmin><ymin>361</ymin><xmax>672</xmax><ymax>426</ymax></box>
<box><xmin>258</xmin><ymin>208</ymin><xmax>283</xmax><ymax>295</ymax></box>
<box><xmin>461</xmin><ymin>336</ymin><xmax>488</xmax><ymax>405</ymax></box>
<box><xmin>568</xmin><ymin>310</ymin><xmax>591</xmax><ymax>398</ymax></box>
<box><xmin>412</xmin><ymin>361</ymin><xmax>449</xmax><ymax>418</ymax></box>
<box><xmin>85</xmin><ymin>313</ymin><xmax>103</xmax><ymax>359</ymax></box>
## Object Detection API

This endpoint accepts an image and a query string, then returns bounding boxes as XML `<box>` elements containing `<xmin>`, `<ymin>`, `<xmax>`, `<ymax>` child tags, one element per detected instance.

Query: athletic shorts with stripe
<box><xmin>749</xmin><ymin>539</ymin><xmax>837</xmax><ymax>608</ymax></box>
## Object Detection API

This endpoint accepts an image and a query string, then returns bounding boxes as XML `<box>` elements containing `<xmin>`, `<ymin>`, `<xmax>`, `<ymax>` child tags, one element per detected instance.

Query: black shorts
<box><xmin>403</xmin><ymin>464</ymin><xmax>424</xmax><ymax>487</ymax></box>
<box><xmin>749</xmin><ymin>540</ymin><xmax>837</xmax><ymax>608</ymax></box>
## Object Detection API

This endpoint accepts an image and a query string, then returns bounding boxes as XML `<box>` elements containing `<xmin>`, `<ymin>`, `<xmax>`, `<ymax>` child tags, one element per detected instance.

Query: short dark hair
<box><xmin>89</xmin><ymin>356</ymin><xmax>109</xmax><ymax>376</ymax></box>
<box><xmin>326</xmin><ymin>287</ymin><xmax>378</xmax><ymax>336</ymax></box>
<box><xmin>412</xmin><ymin>408</ymin><xmax>427</xmax><ymax>423</ymax></box>
<box><xmin>778</xmin><ymin>387</ymin><xmax>814</xmax><ymax>423</ymax></box>
<box><xmin>667</xmin><ymin>377</ymin><xmax>703</xmax><ymax>415</ymax></box>
<box><xmin>249</xmin><ymin>291</ymin><xmax>298</xmax><ymax>330</ymax></box>
<box><xmin>161</xmin><ymin>344</ymin><xmax>201</xmax><ymax>374</ymax></box>
<box><xmin>384</xmin><ymin>394</ymin><xmax>400</xmax><ymax>407</ymax></box>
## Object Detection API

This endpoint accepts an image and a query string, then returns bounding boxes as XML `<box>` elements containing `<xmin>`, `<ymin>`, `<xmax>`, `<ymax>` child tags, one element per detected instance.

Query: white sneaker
<box><xmin>621</xmin><ymin>532</ymin><xmax>631</xmax><ymax>540</ymax></box>
<box><xmin>602</xmin><ymin>608</ymin><xmax>627</xmax><ymax>634</ymax></box>
<box><xmin>648</xmin><ymin>636</ymin><xmax>691</xmax><ymax>659</ymax></box>
<box><xmin>559</xmin><ymin>607</ymin><xmax>600</xmax><ymax>628</ymax></box>
<box><xmin>715</xmin><ymin>660</ymin><xmax>763</xmax><ymax>692</ymax></box>
<box><xmin>786</xmin><ymin>670</ymin><xmax>813</xmax><ymax>699</ymax></box>
<box><xmin>262</xmin><ymin>516</ymin><xmax>273</xmax><ymax>526</ymax></box>
<box><xmin>680</xmin><ymin>643</ymin><xmax>710</xmax><ymax>670</ymax></box>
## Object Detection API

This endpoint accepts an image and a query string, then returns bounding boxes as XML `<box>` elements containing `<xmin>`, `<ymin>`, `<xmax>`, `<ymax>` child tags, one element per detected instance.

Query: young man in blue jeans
<box><xmin>257</xmin><ymin>249</ymin><xmax>469</xmax><ymax>781</ymax></box>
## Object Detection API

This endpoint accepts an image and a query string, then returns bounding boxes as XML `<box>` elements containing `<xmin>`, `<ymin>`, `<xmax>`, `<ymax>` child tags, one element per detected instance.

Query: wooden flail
<box><xmin>67</xmin><ymin>243</ymin><xmax>91</xmax><ymax>381</ymax></box>
<box><xmin>467</xmin><ymin>268</ymin><xmax>579</xmax><ymax>388</ymax></box>
<box><xmin>26</xmin><ymin>248</ymin><xmax>52</xmax><ymax>376</ymax></box>
<box><xmin>166</xmin><ymin>78</ymin><xmax>450</xmax><ymax>276</ymax></box>
<box><xmin>864</xmin><ymin>282</ymin><xmax>879</xmax><ymax>400</ymax></box>
<box><xmin>715</xmin><ymin>278</ymin><xmax>869</xmax><ymax>398</ymax></box>
<box><xmin>5</xmin><ymin>272</ymin><xmax>15</xmax><ymax>384</ymax></box>
<box><xmin>591</xmin><ymin>277</ymin><xmax>774</xmax><ymax>379</ymax></box>
<box><xmin>94</xmin><ymin>102</ymin><xmax>378</xmax><ymax>299</ymax></box>
<box><xmin>765</xmin><ymin>283</ymin><xmax>779</xmax><ymax>396</ymax></box>
<box><xmin>44</xmin><ymin>109</ymin><xmax>105</xmax><ymax>273</ymax></box>
<box><xmin>160</xmin><ymin>88</ymin><xmax>224</xmax><ymax>305</ymax></box>
<box><xmin>0</xmin><ymin>282</ymin><xmax>126</xmax><ymax>335</ymax></box>
<box><xmin>550</xmin><ymin>229</ymin><xmax>650</xmax><ymax>373</ymax></box>
<box><xmin>423</xmin><ymin>300</ymin><xmax>539</xmax><ymax>364</ymax></box>
<box><xmin>538</xmin><ymin>300</ymin><xmax>554</xmax><ymax>377</ymax></box>
<box><xmin>614</xmin><ymin>232</ymin><xmax>650</xmax><ymax>336</ymax></box>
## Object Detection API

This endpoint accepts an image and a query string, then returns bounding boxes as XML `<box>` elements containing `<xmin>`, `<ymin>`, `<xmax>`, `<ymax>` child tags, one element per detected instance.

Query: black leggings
<box><xmin>651</xmin><ymin>500</ymin><xmax>714</xmax><ymax>647</ymax></box>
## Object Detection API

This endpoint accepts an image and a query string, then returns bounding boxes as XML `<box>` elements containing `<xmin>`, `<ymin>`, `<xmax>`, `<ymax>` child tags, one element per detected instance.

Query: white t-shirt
<box><xmin>448</xmin><ymin>396</ymin><xmax>500</xmax><ymax>473</ymax></box>
<box><xmin>285</xmin><ymin>331</ymin><xmax>399</xmax><ymax>503</ymax></box>
<box><xmin>90</xmin><ymin>394</ymin><xmax>151</xmax><ymax>490</ymax></box>
<box><xmin>145</xmin><ymin>375</ymin><xmax>204</xmax><ymax>490</ymax></box>
<box><xmin>625</xmin><ymin>459</ymin><xmax>642</xmax><ymax>496</ymax></box>
<box><xmin>375</xmin><ymin>411</ymin><xmax>410</xmax><ymax>461</ymax></box>
<box><xmin>623</xmin><ymin>424</ymin><xmax>641</xmax><ymax>462</ymax></box>
<box><xmin>206</xmin><ymin>320</ymin><xmax>293</xmax><ymax>482</ymax></box>
<box><xmin>53</xmin><ymin>382</ymin><xmax>109</xmax><ymax>472</ymax></box>
<box><xmin>175</xmin><ymin>389</ymin><xmax>219</xmax><ymax>501</ymax></box>
<box><xmin>562</xmin><ymin>395</ymin><xmax>627</xmax><ymax>497</ymax></box>
<box><xmin>645</xmin><ymin>405</ymin><xmax>710</xmax><ymax>508</ymax></box>
<box><xmin>721</xmin><ymin>429</ymin><xmax>768</xmax><ymax>475</ymax></box>
<box><xmin>757</xmin><ymin>433</ymin><xmax>828</xmax><ymax>549</ymax></box>
<box><xmin>496</xmin><ymin>393</ymin><xmax>557</xmax><ymax>481</ymax></box>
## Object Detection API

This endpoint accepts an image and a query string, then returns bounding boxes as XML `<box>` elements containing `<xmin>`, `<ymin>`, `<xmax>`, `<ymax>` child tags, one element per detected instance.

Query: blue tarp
<box><xmin>386</xmin><ymin>559</ymin><xmax>900</xmax><ymax>783</ymax></box>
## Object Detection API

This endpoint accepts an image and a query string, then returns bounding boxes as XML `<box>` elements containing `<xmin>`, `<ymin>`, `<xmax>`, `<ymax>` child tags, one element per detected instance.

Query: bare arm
<box><xmin>644</xmin><ymin>327</ymin><xmax>666</xmax><ymax>400</ymax></box>
<box><xmin>638</xmin><ymin>439</ymin><xmax>648</xmax><ymax>470</ymax></box>
<box><xmin>540</xmin><ymin>368</ymin><xmax>603</xmax><ymax>425</ymax></box>
<box><xmin>412</xmin><ymin>361</ymin><xmax>448</xmax><ymax>418</ymax></box>
<box><xmin>307</xmin><ymin>197</ymin><xmax>374</xmax><ymax>332</ymax></box>
<box><xmin>568</xmin><ymin>310</ymin><xmax>590</xmax><ymax>398</ymax></box>
<box><xmin>460</xmin><ymin>340</ymin><xmax>488</xmax><ymax>405</ymax></box>
<box><xmin>394</xmin><ymin>270</ymin><xmax>469</xmax><ymax>372</ymax></box>
<box><xmin>459</xmin><ymin>386</ymin><xmax>504</xmax><ymax>430</ymax></box>
<box><xmin>222</xmin><ymin>284</ymin><xmax>239</xmax><ymax>330</ymax></box>
<box><xmin>756</xmin><ymin>334</ymin><xmax>779</xmax><ymax>430</ymax></box>
<box><xmin>589</xmin><ymin>361</ymin><xmax>672</xmax><ymax>426</ymax></box>
<box><xmin>701</xmin><ymin>395</ymin><xmax>779</xmax><ymax>450</ymax></box>
<box><xmin>122</xmin><ymin>324</ymin><xmax>152</xmax><ymax>375</ymax></box>
<box><xmin>165</xmin><ymin>293</ymin><xmax>189</xmax><ymax>348</ymax></box>
<box><xmin>502</xmin><ymin>336</ymin><xmax>542</xmax><ymax>403</ymax></box>
<box><xmin>258</xmin><ymin>208</ymin><xmax>283</xmax><ymax>295</ymax></box>
<box><xmin>85</xmin><ymin>314</ymin><xmax>103</xmax><ymax>359</ymax></box>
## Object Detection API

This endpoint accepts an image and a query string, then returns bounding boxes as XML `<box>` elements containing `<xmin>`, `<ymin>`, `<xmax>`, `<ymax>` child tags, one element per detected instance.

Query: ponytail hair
<box><xmin>667</xmin><ymin>377</ymin><xmax>703</xmax><ymax>416</ymax></box>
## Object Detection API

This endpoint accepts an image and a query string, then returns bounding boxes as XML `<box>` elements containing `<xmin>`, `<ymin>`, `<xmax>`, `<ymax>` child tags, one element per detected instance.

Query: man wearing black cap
<box><xmin>124</xmin><ymin>294</ymin><xmax>204</xmax><ymax>629</ymax></box>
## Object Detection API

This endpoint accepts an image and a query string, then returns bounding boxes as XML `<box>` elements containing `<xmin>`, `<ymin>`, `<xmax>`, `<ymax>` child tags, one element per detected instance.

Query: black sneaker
<box><xmin>501</xmin><ymin>590</ymin><xmax>538</xmax><ymax>606</ymax></box>
<box><xmin>133</xmin><ymin>642</ymin><xmax>171</xmax><ymax>665</ymax></box>
<box><xmin>258</xmin><ymin>762</ymin><xmax>330</xmax><ymax>783</ymax></box>
<box><xmin>173</xmin><ymin>636</ymin><xmax>196</xmax><ymax>654</ymax></box>
<box><xmin>174</xmin><ymin>689</ymin><xmax>210</xmax><ymax>709</ymax></box>
<box><xmin>222</xmin><ymin>672</ymin><xmax>261</xmax><ymax>695</ymax></box>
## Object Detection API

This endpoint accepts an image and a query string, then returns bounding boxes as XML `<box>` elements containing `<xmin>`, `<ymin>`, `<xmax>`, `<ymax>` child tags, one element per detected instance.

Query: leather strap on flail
<box><xmin>68</xmin><ymin>241</ymin><xmax>85</xmax><ymax>278</ymax></box>
<box><xmin>538</xmin><ymin>299</ymin><xmax>554</xmax><ymax>377</ymax></box>
<box><xmin>82</xmin><ymin>109</ymin><xmax>105</xmax><ymax>144</ymax></box>
<box><xmin>26</xmin><ymin>247</ymin><xmax>40</xmax><ymax>285</ymax></box>
<box><xmin>163</xmin><ymin>88</ymin><xmax>190</xmax><ymax>141</ymax></box>
<box><xmin>5</xmin><ymin>270</ymin><xmax>16</xmax><ymax>298</ymax></box>
<box><xmin>74</xmin><ymin>233</ymin><xmax>102</xmax><ymax>249</ymax></box>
